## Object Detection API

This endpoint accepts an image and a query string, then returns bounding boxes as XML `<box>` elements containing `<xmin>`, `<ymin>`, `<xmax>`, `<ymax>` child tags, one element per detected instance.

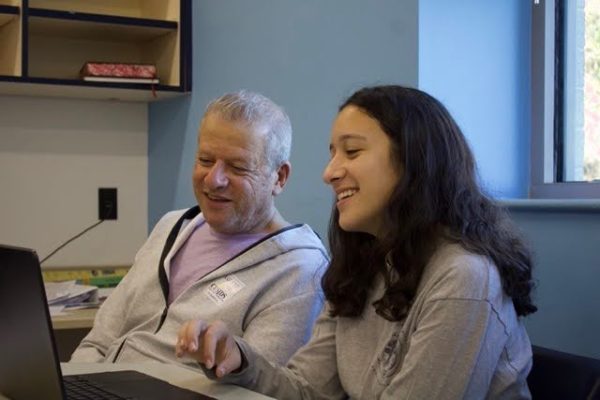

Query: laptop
<box><xmin>0</xmin><ymin>244</ymin><xmax>214</xmax><ymax>400</ymax></box>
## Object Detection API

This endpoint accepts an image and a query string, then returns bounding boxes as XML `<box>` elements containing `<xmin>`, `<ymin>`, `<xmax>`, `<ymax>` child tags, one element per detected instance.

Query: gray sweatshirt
<box><xmin>219</xmin><ymin>243</ymin><xmax>533</xmax><ymax>399</ymax></box>
<box><xmin>71</xmin><ymin>208</ymin><xmax>328</xmax><ymax>368</ymax></box>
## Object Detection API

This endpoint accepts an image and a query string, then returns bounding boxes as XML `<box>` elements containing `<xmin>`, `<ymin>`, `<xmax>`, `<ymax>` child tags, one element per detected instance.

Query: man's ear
<box><xmin>272</xmin><ymin>162</ymin><xmax>291</xmax><ymax>196</ymax></box>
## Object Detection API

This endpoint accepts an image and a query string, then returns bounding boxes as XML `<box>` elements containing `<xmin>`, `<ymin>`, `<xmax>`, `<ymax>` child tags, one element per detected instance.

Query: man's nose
<box><xmin>205</xmin><ymin>161</ymin><xmax>229</xmax><ymax>189</ymax></box>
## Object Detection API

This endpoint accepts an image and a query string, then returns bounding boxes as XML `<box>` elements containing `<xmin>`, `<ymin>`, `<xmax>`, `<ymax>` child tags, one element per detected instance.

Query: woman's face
<box><xmin>323</xmin><ymin>105</ymin><xmax>401</xmax><ymax>237</ymax></box>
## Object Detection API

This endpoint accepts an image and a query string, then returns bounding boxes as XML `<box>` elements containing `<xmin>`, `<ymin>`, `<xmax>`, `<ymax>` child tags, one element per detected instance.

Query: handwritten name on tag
<box><xmin>205</xmin><ymin>274</ymin><xmax>246</xmax><ymax>305</ymax></box>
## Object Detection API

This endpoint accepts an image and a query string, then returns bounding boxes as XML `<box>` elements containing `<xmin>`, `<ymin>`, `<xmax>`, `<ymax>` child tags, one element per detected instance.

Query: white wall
<box><xmin>0</xmin><ymin>95</ymin><xmax>148</xmax><ymax>267</ymax></box>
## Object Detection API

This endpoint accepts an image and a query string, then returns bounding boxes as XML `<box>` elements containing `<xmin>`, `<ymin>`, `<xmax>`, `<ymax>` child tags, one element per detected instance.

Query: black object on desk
<box><xmin>0</xmin><ymin>244</ymin><xmax>214</xmax><ymax>400</ymax></box>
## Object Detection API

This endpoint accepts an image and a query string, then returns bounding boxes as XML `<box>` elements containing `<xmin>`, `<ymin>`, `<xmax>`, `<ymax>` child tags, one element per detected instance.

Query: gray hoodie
<box><xmin>71</xmin><ymin>207</ymin><xmax>328</xmax><ymax>368</ymax></box>
<box><xmin>218</xmin><ymin>243</ymin><xmax>532</xmax><ymax>399</ymax></box>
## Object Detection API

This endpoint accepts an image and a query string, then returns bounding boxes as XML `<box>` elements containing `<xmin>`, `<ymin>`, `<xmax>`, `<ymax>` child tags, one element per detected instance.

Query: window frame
<box><xmin>530</xmin><ymin>0</ymin><xmax>600</xmax><ymax>198</ymax></box>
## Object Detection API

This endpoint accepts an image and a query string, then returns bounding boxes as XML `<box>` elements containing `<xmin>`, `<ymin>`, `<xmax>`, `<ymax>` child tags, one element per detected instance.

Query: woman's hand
<box><xmin>176</xmin><ymin>319</ymin><xmax>242</xmax><ymax>378</ymax></box>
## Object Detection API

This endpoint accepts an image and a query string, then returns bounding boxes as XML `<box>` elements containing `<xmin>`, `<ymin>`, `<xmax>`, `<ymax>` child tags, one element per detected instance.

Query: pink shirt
<box><xmin>168</xmin><ymin>221</ymin><xmax>265</xmax><ymax>304</ymax></box>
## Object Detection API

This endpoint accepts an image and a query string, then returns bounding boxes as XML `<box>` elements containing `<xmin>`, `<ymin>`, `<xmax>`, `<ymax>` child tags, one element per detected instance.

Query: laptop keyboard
<box><xmin>64</xmin><ymin>375</ymin><xmax>133</xmax><ymax>400</ymax></box>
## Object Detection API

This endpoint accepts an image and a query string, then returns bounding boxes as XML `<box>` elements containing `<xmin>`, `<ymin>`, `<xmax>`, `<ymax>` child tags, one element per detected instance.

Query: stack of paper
<box><xmin>44</xmin><ymin>280</ymin><xmax>99</xmax><ymax>315</ymax></box>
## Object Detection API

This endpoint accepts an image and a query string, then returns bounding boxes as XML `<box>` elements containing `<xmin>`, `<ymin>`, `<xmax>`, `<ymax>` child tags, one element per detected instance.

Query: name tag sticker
<box><xmin>205</xmin><ymin>274</ymin><xmax>246</xmax><ymax>305</ymax></box>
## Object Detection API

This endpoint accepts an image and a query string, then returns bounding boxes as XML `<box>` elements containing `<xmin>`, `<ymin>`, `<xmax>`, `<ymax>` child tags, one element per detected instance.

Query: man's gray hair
<box><xmin>205</xmin><ymin>90</ymin><xmax>292</xmax><ymax>169</ymax></box>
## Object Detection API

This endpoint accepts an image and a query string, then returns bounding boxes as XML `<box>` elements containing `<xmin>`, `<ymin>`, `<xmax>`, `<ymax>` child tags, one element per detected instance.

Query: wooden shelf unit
<box><xmin>0</xmin><ymin>0</ymin><xmax>191</xmax><ymax>102</ymax></box>
<box><xmin>0</xmin><ymin>4</ymin><xmax>19</xmax><ymax>27</ymax></box>
<box><xmin>0</xmin><ymin>2</ymin><xmax>21</xmax><ymax>77</ymax></box>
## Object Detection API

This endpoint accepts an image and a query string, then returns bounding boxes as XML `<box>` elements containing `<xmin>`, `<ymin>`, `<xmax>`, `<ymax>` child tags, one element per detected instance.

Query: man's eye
<box><xmin>232</xmin><ymin>165</ymin><xmax>249</xmax><ymax>173</ymax></box>
<box><xmin>346</xmin><ymin>149</ymin><xmax>361</xmax><ymax>156</ymax></box>
<box><xmin>198</xmin><ymin>158</ymin><xmax>213</xmax><ymax>166</ymax></box>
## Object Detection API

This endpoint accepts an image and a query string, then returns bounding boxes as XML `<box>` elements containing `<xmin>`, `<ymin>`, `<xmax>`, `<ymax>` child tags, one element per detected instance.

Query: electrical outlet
<box><xmin>98</xmin><ymin>188</ymin><xmax>118</xmax><ymax>220</ymax></box>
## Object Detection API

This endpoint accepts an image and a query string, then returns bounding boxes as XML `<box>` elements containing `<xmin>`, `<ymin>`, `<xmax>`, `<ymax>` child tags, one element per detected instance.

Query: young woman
<box><xmin>176</xmin><ymin>85</ymin><xmax>537</xmax><ymax>399</ymax></box>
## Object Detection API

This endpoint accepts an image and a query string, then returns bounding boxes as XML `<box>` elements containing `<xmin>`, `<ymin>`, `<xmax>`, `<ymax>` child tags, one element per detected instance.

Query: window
<box><xmin>531</xmin><ymin>0</ymin><xmax>600</xmax><ymax>198</ymax></box>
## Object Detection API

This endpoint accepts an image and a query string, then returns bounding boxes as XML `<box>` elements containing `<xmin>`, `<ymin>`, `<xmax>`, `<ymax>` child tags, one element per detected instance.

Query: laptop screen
<box><xmin>0</xmin><ymin>245</ymin><xmax>215</xmax><ymax>400</ymax></box>
<box><xmin>0</xmin><ymin>244</ymin><xmax>65</xmax><ymax>400</ymax></box>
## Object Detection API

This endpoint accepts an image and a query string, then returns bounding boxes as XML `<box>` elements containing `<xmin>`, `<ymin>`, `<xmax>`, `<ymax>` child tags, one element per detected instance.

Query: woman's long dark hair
<box><xmin>322</xmin><ymin>85</ymin><xmax>537</xmax><ymax>320</ymax></box>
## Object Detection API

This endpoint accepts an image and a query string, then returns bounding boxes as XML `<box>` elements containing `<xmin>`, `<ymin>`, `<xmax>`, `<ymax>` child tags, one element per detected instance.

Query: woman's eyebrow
<box><xmin>331</xmin><ymin>133</ymin><xmax>367</xmax><ymax>148</ymax></box>
<box><xmin>337</xmin><ymin>133</ymin><xmax>367</xmax><ymax>142</ymax></box>
<box><xmin>330</xmin><ymin>133</ymin><xmax>368</xmax><ymax>153</ymax></box>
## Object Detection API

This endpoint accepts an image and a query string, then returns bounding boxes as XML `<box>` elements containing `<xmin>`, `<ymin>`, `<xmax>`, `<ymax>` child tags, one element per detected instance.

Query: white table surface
<box><xmin>0</xmin><ymin>362</ymin><xmax>274</xmax><ymax>400</ymax></box>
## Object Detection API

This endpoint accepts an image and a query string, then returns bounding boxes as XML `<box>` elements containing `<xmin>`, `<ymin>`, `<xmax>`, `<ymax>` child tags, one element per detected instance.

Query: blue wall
<box><xmin>508</xmin><ymin>206</ymin><xmax>600</xmax><ymax>359</ymax></box>
<box><xmin>418</xmin><ymin>0</ymin><xmax>600</xmax><ymax>359</ymax></box>
<box><xmin>149</xmin><ymin>0</ymin><xmax>419</xmax><ymax>239</ymax></box>
<box><xmin>148</xmin><ymin>1</ymin><xmax>600</xmax><ymax>360</ymax></box>
<box><xmin>150</xmin><ymin>0</ymin><xmax>532</xmax><ymax>230</ymax></box>
<box><xmin>419</xmin><ymin>0</ymin><xmax>531</xmax><ymax>198</ymax></box>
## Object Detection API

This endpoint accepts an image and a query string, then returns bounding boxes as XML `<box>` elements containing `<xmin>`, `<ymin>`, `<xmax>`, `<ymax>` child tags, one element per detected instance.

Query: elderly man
<box><xmin>71</xmin><ymin>91</ymin><xmax>328</xmax><ymax>368</ymax></box>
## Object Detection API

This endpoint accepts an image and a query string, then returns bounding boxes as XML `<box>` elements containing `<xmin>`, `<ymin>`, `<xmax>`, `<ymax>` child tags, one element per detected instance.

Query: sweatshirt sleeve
<box><xmin>218</xmin><ymin>305</ymin><xmax>347</xmax><ymax>400</ymax></box>
<box><xmin>69</xmin><ymin>248</ymin><xmax>147</xmax><ymax>362</ymax></box>
<box><xmin>69</xmin><ymin>212</ymin><xmax>178</xmax><ymax>362</ymax></box>
<box><xmin>242</xmin><ymin>247</ymin><xmax>328</xmax><ymax>366</ymax></box>
<box><xmin>242</xmin><ymin>289</ymin><xmax>324</xmax><ymax>366</ymax></box>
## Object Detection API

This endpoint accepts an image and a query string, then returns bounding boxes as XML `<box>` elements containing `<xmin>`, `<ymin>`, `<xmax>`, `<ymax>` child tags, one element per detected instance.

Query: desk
<box><xmin>0</xmin><ymin>362</ymin><xmax>274</xmax><ymax>400</ymax></box>
<box><xmin>51</xmin><ymin>307</ymin><xmax>97</xmax><ymax>330</ymax></box>
<box><xmin>51</xmin><ymin>308</ymin><xmax>98</xmax><ymax>362</ymax></box>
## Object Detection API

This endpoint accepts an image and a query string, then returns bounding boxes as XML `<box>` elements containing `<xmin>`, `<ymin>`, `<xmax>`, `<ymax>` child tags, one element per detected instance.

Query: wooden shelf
<box><xmin>0</xmin><ymin>0</ymin><xmax>191</xmax><ymax>102</ymax></box>
<box><xmin>28</xmin><ymin>8</ymin><xmax>177</xmax><ymax>41</ymax></box>
<box><xmin>0</xmin><ymin>76</ymin><xmax>187</xmax><ymax>102</ymax></box>
<box><xmin>0</xmin><ymin>3</ymin><xmax>21</xmax><ymax>77</ymax></box>
<box><xmin>28</xmin><ymin>0</ymin><xmax>180</xmax><ymax>21</ymax></box>
<box><xmin>0</xmin><ymin>5</ymin><xmax>19</xmax><ymax>27</ymax></box>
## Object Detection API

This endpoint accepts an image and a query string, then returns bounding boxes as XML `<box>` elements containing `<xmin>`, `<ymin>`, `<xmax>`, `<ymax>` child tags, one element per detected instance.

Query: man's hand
<box><xmin>176</xmin><ymin>319</ymin><xmax>242</xmax><ymax>378</ymax></box>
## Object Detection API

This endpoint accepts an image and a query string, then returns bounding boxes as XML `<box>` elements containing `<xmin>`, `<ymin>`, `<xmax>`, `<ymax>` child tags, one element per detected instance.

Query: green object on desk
<box><xmin>88</xmin><ymin>275</ymin><xmax>123</xmax><ymax>288</ymax></box>
<box><xmin>42</xmin><ymin>267</ymin><xmax>129</xmax><ymax>288</ymax></box>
